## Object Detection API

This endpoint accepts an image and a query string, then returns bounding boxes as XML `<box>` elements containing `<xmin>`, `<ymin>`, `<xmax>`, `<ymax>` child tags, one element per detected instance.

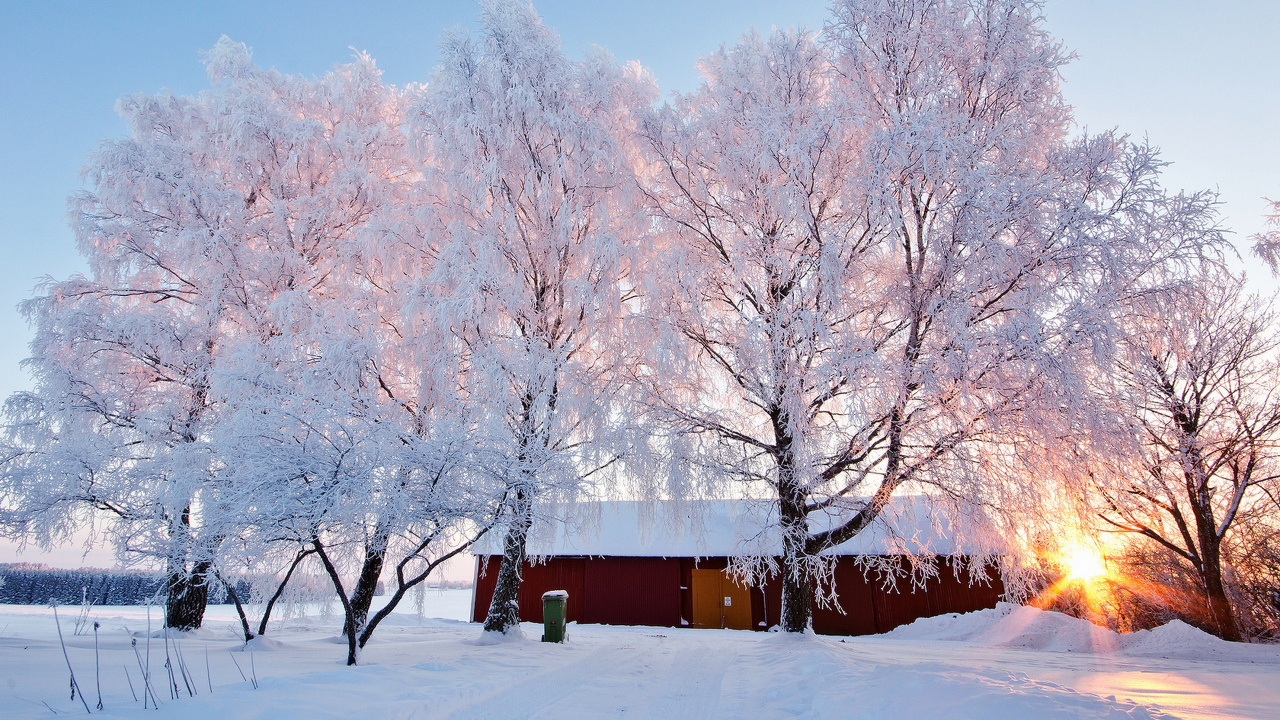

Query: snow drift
<box><xmin>882</xmin><ymin>602</ymin><xmax>1272</xmax><ymax>662</ymax></box>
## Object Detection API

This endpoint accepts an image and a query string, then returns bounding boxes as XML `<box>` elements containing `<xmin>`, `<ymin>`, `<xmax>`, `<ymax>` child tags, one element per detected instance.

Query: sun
<box><xmin>1061</xmin><ymin>542</ymin><xmax>1107</xmax><ymax>581</ymax></box>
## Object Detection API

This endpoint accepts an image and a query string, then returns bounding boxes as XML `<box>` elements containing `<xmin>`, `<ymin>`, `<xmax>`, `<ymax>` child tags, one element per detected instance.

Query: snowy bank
<box><xmin>882</xmin><ymin>602</ymin><xmax>1278</xmax><ymax>662</ymax></box>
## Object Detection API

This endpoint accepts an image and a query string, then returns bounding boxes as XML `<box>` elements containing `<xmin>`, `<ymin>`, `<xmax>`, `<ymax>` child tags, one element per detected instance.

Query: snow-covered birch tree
<box><xmin>637</xmin><ymin>0</ymin><xmax>1225</xmax><ymax>633</ymax></box>
<box><xmin>1</xmin><ymin>272</ymin><xmax>221</xmax><ymax>630</ymax></box>
<box><xmin>176</xmin><ymin>41</ymin><xmax>497</xmax><ymax>662</ymax></box>
<box><xmin>636</xmin><ymin>27</ymin><xmax>882</xmax><ymax>632</ymax></box>
<box><xmin>417</xmin><ymin>0</ymin><xmax>655</xmax><ymax>634</ymax></box>
<box><xmin>0</xmin><ymin>42</ymin><xmax>275</xmax><ymax>628</ymax></box>
<box><xmin>193</xmin><ymin>41</ymin><xmax>428</xmax><ymax>661</ymax></box>
<box><xmin>0</xmin><ymin>37</ymin><xmax>426</xmax><ymax>633</ymax></box>
<box><xmin>1077</xmin><ymin>271</ymin><xmax>1280</xmax><ymax>641</ymax></box>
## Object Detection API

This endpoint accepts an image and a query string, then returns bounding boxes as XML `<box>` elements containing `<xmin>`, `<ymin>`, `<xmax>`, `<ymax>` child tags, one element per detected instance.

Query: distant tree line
<box><xmin>0</xmin><ymin>563</ymin><xmax>250</xmax><ymax>606</ymax></box>
<box><xmin>0</xmin><ymin>561</ymin><xmax>470</xmax><ymax>608</ymax></box>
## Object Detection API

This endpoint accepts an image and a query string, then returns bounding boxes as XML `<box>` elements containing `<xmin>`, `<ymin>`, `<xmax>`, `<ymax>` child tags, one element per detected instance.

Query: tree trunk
<box><xmin>218</xmin><ymin>572</ymin><xmax>255</xmax><ymax>643</ymax></box>
<box><xmin>258</xmin><ymin>549</ymin><xmax>312</xmax><ymax>636</ymax></box>
<box><xmin>779</xmin><ymin>526</ymin><xmax>813</xmax><ymax>633</ymax></box>
<box><xmin>778</xmin><ymin>488</ymin><xmax>813</xmax><ymax>632</ymax></box>
<box><xmin>360</xmin><ymin>529</ymin><xmax>489</xmax><ymax>648</ymax></box>
<box><xmin>165</xmin><ymin>504</ymin><xmax>211</xmax><ymax>631</ymax></box>
<box><xmin>165</xmin><ymin>559</ymin><xmax>210</xmax><ymax>631</ymax></box>
<box><xmin>342</xmin><ymin>528</ymin><xmax>390</xmax><ymax>638</ymax></box>
<box><xmin>773</xmin><ymin>411</ymin><xmax>813</xmax><ymax>633</ymax></box>
<box><xmin>1184</xmin><ymin>449</ymin><xmax>1243</xmax><ymax>642</ymax></box>
<box><xmin>1199</xmin><ymin>539</ymin><xmax>1242</xmax><ymax>642</ymax></box>
<box><xmin>312</xmin><ymin>537</ymin><xmax>359</xmax><ymax>666</ymax></box>
<box><xmin>483</xmin><ymin>486</ymin><xmax>534</xmax><ymax>634</ymax></box>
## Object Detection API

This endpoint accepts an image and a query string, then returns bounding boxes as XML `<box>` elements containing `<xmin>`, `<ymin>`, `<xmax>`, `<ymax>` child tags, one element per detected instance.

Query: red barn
<box><xmin>471</xmin><ymin>500</ymin><xmax>1004</xmax><ymax>635</ymax></box>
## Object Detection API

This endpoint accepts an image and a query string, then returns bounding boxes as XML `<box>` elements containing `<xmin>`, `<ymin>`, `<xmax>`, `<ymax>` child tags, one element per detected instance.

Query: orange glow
<box><xmin>1061</xmin><ymin>542</ymin><xmax>1107</xmax><ymax>581</ymax></box>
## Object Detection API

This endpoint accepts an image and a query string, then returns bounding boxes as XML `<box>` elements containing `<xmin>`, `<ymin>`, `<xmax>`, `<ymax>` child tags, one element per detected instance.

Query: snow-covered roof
<box><xmin>474</xmin><ymin>497</ymin><xmax>991</xmax><ymax>558</ymax></box>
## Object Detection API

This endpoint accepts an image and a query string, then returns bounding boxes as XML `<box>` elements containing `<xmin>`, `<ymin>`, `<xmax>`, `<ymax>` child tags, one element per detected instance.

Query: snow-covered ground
<box><xmin>1</xmin><ymin>594</ymin><xmax>1276</xmax><ymax>719</ymax></box>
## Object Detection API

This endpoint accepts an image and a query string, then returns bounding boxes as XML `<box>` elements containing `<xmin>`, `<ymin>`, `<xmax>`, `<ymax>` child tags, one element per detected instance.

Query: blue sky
<box><xmin>1</xmin><ymin>0</ymin><xmax>1278</xmax><ymax>566</ymax></box>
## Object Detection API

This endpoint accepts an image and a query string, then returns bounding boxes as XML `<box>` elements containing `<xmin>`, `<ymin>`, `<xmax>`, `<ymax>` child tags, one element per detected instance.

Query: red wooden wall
<box><xmin>812</xmin><ymin>557</ymin><xmax>1004</xmax><ymax>634</ymax></box>
<box><xmin>472</xmin><ymin>554</ymin><xmax>1003</xmax><ymax>635</ymax></box>
<box><xmin>473</xmin><ymin>555</ymin><xmax>681</xmax><ymax>627</ymax></box>
<box><xmin>582</xmin><ymin>557</ymin><xmax>681</xmax><ymax>626</ymax></box>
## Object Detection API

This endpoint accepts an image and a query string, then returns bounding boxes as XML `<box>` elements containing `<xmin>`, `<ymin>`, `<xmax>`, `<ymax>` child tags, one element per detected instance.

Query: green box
<box><xmin>541</xmin><ymin>590</ymin><xmax>568</xmax><ymax>643</ymax></box>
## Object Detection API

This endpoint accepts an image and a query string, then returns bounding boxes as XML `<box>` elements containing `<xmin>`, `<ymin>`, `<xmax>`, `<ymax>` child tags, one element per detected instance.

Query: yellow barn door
<box><xmin>721</xmin><ymin>573</ymin><xmax>752</xmax><ymax>630</ymax></box>
<box><xmin>690</xmin><ymin>569</ymin><xmax>723</xmax><ymax>628</ymax></box>
<box><xmin>690</xmin><ymin>568</ymin><xmax>753</xmax><ymax>630</ymax></box>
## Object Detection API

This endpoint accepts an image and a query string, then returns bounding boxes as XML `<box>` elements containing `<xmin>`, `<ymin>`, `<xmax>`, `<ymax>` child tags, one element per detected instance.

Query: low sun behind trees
<box><xmin>1072</xmin><ymin>274</ymin><xmax>1280</xmax><ymax>641</ymax></box>
<box><xmin>1</xmin><ymin>0</ymin><xmax>1278</xmax><ymax>659</ymax></box>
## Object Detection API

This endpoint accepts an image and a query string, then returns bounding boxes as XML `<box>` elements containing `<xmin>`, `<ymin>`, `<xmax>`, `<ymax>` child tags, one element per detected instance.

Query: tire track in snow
<box><xmin>440</xmin><ymin>637</ymin><xmax>657</xmax><ymax>719</ymax></box>
<box><xmin>650</xmin><ymin>634</ymin><xmax>736</xmax><ymax>717</ymax></box>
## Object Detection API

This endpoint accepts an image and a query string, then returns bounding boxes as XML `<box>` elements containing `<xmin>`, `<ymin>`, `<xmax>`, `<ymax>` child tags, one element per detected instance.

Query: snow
<box><xmin>881</xmin><ymin>602</ymin><xmax>1278</xmax><ymax>663</ymax></box>
<box><xmin>2</xmin><ymin>595</ymin><xmax>1277</xmax><ymax>719</ymax></box>
<box><xmin>479</xmin><ymin>497</ymin><xmax>988</xmax><ymax>559</ymax></box>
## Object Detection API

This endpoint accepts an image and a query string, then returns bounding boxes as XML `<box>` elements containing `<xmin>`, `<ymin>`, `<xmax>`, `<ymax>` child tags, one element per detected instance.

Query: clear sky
<box><xmin>1</xmin><ymin>0</ymin><xmax>1278</xmax><ymax>568</ymax></box>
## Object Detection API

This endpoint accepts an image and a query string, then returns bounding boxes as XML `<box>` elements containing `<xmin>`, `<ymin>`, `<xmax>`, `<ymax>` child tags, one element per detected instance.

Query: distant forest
<box><xmin>0</xmin><ymin>563</ymin><xmax>471</xmax><ymax>607</ymax></box>
<box><xmin>0</xmin><ymin>563</ymin><xmax>247</xmax><ymax>606</ymax></box>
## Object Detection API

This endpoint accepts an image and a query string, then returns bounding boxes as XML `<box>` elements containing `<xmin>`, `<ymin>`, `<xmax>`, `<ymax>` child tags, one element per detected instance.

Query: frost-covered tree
<box><xmin>417</xmin><ymin>0</ymin><xmax>655</xmax><ymax>634</ymax></box>
<box><xmin>1080</xmin><ymin>273</ymin><xmax>1280</xmax><ymax>641</ymax></box>
<box><xmin>0</xmin><ymin>62</ymin><xmax>245</xmax><ymax>629</ymax></box>
<box><xmin>1250</xmin><ymin>199</ymin><xmax>1280</xmax><ymax>274</ymax></box>
<box><xmin>218</xmin><ymin>286</ymin><xmax>499</xmax><ymax>664</ymax></box>
<box><xmin>191</xmin><ymin>42</ymin><xmax>420</xmax><ymax>660</ymax></box>
<box><xmin>637</xmin><ymin>0</ymin><xmax>1224</xmax><ymax>633</ymax></box>
<box><xmin>0</xmin><ymin>267</ymin><xmax>220</xmax><ymax>631</ymax></box>
<box><xmin>175</xmin><ymin>41</ymin><xmax>499</xmax><ymax>663</ymax></box>
<box><xmin>636</xmin><ymin>27</ymin><xmax>881</xmax><ymax>632</ymax></box>
<box><xmin>0</xmin><ymin>37</ymin><xmax>420</xmax><ymax>632</ymax></box>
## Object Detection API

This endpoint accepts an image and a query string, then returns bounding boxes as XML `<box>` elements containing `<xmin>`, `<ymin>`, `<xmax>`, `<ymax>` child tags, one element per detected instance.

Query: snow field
<box><xmin>1</xmin><ymin>596</ymin><xmax>1277</xmax><ymax>719</ymax></box>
